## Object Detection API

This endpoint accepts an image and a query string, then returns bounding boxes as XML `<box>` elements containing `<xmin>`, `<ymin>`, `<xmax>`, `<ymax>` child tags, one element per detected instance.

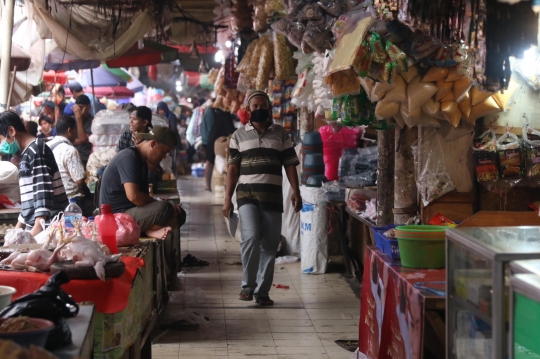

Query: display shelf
<box><xmin>446</xmin><ymin>226</ymin><xmax>540</xmax><ymax>359</ymax></box>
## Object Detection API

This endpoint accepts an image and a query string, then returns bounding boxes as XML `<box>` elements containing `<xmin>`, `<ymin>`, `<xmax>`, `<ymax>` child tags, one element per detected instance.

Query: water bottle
<box><xmin>95</xmin><ymin>204</ymin><xmax>118</xmax><ymax>254</ymax></box>
<box><xmin>64</xmin><ymin>198</ymin><xmax>83</xmax><ymax>228</ymax></box>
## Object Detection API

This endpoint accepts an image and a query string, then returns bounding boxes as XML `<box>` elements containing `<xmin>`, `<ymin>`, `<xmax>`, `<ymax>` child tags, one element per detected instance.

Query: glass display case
<box><xmin>509</xmin><ymin>273</ymin><xmax>540</xmax><ymax>359</ymax></box>
<box><xmin>446</xmin><ymin>227</ymin><xmax>540</xmax><ymax>359</ymax></box>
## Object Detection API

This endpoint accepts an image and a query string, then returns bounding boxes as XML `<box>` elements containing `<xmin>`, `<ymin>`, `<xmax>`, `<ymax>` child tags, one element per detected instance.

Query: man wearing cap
<box><xmin>99</xmin><ymin>126</ymin><xmax>186</xmax><ymax>240</ymax></box>
<box><xmin>71</xmin><ymin>95</ymin><xmax>93</xmax><ymax>168</ymax></box>
<box><xmin>42</xmin><ymin>101</ymin><xmax>56</xmax><ymax>123</ymax></box>
<box><xmin>65</xmin><ymin>81</ymin><xmax>101</xmax><ymax>117</ymax></box>
<box><xmin>222</xmin><ymin>90</ymin><xmax>302</xmax><ymax>306</ymax></box>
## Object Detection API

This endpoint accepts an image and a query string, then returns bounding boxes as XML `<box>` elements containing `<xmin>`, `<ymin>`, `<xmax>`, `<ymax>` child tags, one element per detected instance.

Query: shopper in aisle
<box><xmin>47</xmin><ymin>116</ymin><xmax>96</xmax><ymax>217</ymax></box>
<box><xmin>99</xmin><ymin>127</ymin><xmax>186</xmax><ymax>239</ymax></box>
<box><xmin>24</xmin><ymin>121</ymin><xmax>38</xmax><ymax>137</ymax></box>
<box><xmin>222</xmin><ymin>90</ymin><xmax>302</xmax><ymax>306</ymax></box>
<box><xmin>0</xmin><ymin>112</ymin><xmax>68</xmax><ymax>236</ymax></box>
<box><xmin>71</xmin><ymin>95</ymin><xmax>93</xmax><ymax>168</ymax></box>
<box><xmin>51</xmin><ymin>84</ymin><xmax>67</xmax><ymax>118</ymax></box>
<box><xmin>42</xmin><ymin>101</ymin><xmax>56</xmax><ymax>123</ymax></box>
<box><xmin>37</xmin><ymin>114</ymin><xmax>56</xmax><ymax>139</ymax></box>
<box><xmin>65</xmin><ymin>81</ymin><xmax>102</xmax><ymax>116</ymax></box>
<box><xmin>201</xmin><ymin>106</ymin><xmax>215</xmax><ymax>190</ymax></box>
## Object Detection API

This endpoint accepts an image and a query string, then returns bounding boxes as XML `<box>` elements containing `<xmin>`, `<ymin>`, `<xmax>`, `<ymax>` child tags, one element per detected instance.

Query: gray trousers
<box><xmin>238</xmin><ymin>203</ymin><xmax>282</xmax><ymax>298</ymax></box>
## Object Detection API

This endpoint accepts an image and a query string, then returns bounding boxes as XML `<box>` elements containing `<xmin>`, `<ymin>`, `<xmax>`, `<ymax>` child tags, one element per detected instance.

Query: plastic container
<box><xmin>319</xmin><ymin>125</ymin><xmax>361</xmax><ymax>181</ymax></box>
<box><xmin>95</xmin><ymin>204</ymin><xmax>118</xmax><ymax>254</ymax></box>
<box><xmin>64</xmin><ymin>198</ymin><xmax>82</xmax><ymax>228</ymax></box>
<box><xmin>0</xmin><ymin>318</ymin><xmax>54</xmax><ymax>348</ymax></box>
<box><xmin>395</xmin><ymin>225</ymin><xmax>447</xmax><ymax>268</ymax></box>
<box><xmin>191</xmin><ymin>167</ymin><xmax>205</xmax><ymax>178</ymax></box>
<box><xmin>303</xmin><ymin>153</ymin><xmax>325</xmax><ymax>184</ymax></box>
<box><xmin>0</xmin><ymin>286</ymin><xmax>16</xmax><ymax>310</ymax></box>
<box><xmin>306</xmin><ymin>174</ymin><xmax>328</xmax><ymax>187</ymax></box>
<box><xmin>371</xmin><ymin>225</ymin><xmax>400</xmax><ymax>260</ymax></box>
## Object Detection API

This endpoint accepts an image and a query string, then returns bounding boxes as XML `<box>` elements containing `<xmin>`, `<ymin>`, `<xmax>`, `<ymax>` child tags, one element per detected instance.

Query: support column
<box><xmin>376</xmin><ymin>125</ymin><xmax>395</xmax><ymax>227</ymax></box>
<box><xmin>394</xmin><ymin>127</ymin><xmax>418</xmax><ymax>224</ymax></box>
<box><xmin>0</xmin><ymin>0</ymin><xmax>15</xmax><ymax>112</ymax></box>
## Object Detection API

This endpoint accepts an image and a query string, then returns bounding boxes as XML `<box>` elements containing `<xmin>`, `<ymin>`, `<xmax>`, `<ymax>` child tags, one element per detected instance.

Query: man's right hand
<box><xmin>132</xmin><ymin>132</ymin><xmax>142</xmax><ymax>145</ymax></box>
<box><xmin>222</xmin><ymin>199</ymin><xmax>233</xmax><ymax>218</ymax></box>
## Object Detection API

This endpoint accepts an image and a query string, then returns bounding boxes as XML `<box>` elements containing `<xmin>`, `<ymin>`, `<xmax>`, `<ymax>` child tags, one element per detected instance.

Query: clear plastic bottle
<box><xmin>64</xmin><ymin>198</ymin><xmax>83</xmax><ymax>228</ymax></box>
<box><xmin>95</xmin><ymin>204</ymin><xmax>118</xmax><ymax>254</ymax></box>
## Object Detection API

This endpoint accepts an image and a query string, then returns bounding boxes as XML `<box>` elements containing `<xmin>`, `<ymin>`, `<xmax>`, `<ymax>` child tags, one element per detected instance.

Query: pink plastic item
<box><xmin>319</xmin><ymin>125</ymin><xmax>362</xmax><ymax>180</ymax></box>
<box><xmin>113</xmin><ymin>213</ymin><xmax>141</xmax><ymax>247</ymax></box>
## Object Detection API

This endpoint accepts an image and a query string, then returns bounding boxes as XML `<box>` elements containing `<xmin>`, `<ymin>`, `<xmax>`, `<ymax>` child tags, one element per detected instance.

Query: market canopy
<box><xmin>44</xmin><ymin>47</ymin><xmax>100</xmax><ymax>71</ymax></box>
<box><xmin>80</xmin><ymin>67</ymin><xmax>127</xmax><ymax>87</ymax></box>
<box><xmin>1</xmin><ymin>44</ymin><xmax>32</xmax><ymax>72</ymax></box>
<box><xmin>83</xmin><ymin>86</ymin><xmax>134</xmax><ymax>98</ymax></box>
<box><xmin>105</xmin><ymin>40</ymin><xmax>181</xmax><ymax>68</ymax></box>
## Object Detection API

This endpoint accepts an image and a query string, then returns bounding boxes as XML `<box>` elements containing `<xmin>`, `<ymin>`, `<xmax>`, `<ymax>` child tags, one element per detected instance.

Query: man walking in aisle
<box><xmin>222</xmin><ymin>90</ymin><xmax>302</xmax><ymax>306</ymax></box>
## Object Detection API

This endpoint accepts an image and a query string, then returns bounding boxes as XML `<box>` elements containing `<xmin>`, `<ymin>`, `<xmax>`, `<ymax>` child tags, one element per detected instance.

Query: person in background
<box><xmin>100</xmin><ymin>127</ymin><xmax>185</xmax><ymax>239</ymax></box>
<box><xmin>42</xmin><ymin>101</ymin><xmax>56</xmax><ymax>123</ymax></box>
<box><xmin>157</xmin><ymin>101</ymin><xmax>182</xmax><ymax>175</ymax></box>
<box><xmin>65</xmin><ymin>81</ymin><xmax>101</xmax><ymax>116</ymax></box>
<box><xmin>0</xmin><ymin>112</ymin><xmax>68</xmax><ymax>236</ymax></box>
<box><xmin>25</xmin><ymin>121</ymin><xmax>38</xmax><ymax>137</ymax></box>
<box><xmin>201</xmin><ymin>106</ymin><xmax>215</xmax><ymax>190</ymax></box>
<box><xmin>51</xmin><ymin>84</ymin><xmax>66</xmax><ymax>118</ymax></box>
<box><xmin>72</xmin><ymin>95</ymin><xmax>93</xmax><ymax>167</ymax></box>
<box><xmin>222</xmin><ymin>90</ymin><xmax>302</xmax><ymax>307</ymax></box>
<box><xmin>47</xmin><ymin>116</ymin><xmax>96</xmax><ymax>217</ymax></box>
<box><xmin>116</xmin><ymin>106</ymin><xmax>153</xmax><ymax>151</ymax></box>
<box><xmin>37</xmin><ymin>114</ymin><xmax>56</xmax><ymax>138</ymax></box>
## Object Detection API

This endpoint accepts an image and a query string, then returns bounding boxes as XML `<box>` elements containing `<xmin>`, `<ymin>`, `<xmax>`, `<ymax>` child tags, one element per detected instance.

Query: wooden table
<box><xmin>53</xmin><ymin>304</ymin><xmax>95</xmax><ymax>359</ymax></box>
<box><xmin>358</xmin><ymin>246</ymin><xmax>446</xmax><ymax>359</ymax></box>
<box><xmin>0</xmin><ymin>208</ymin><xmax>21</xmax><ymax>226</ymax></box>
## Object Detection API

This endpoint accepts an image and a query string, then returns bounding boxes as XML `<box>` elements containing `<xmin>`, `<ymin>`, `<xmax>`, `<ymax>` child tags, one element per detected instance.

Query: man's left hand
<box><xmin>291</xmin><ymin>191</ymin><xmax>302</xmax><ymax>213</ymax></box>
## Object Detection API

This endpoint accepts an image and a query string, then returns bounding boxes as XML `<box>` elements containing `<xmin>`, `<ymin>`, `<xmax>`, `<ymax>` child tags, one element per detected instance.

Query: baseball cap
<box><xmin>44</xmin><ymin>101</ymin><xmax>55</xmax><ymax>109</ymax></box>
<box><xmin>247</xmin><ymin>90</ymin><xmax>270</xmax><ymax>104</ymax></box>
<box><xmin>68</xmin><ymin>81</ymin><xmax>83</xmax><ymax>93</ymax></box>
<box><xmin>133</xmin><ymin>106</ymin><xmax>153</xmax><ymax>128</ymax></box>
<box><xmin>137</xmin><ymin>126</ymin><xmax>177</xmax><ymax>147</ymax></box>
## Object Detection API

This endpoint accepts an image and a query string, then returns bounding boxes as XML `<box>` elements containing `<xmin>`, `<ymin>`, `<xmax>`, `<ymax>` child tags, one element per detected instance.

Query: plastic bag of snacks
<box><xmin>318</xmin><ymin>0</ymin><xmax>341</xmax><ymax>16</ymax></box>
<box><xmin>325</xmin><ymin>68</ymin><xmax>361</xmax><ymax>97</ymax></box>
<box><xmin>265</xmin><ymin>0</ymin><xmax>286</xmax><ymax>15</ymax></box>
<box><xmin>287</xmin><ymin>21</ymin><xmax>306</xmax><ymax>48</ymax></box>
<box><xmin>352</xmin><ymin>40</ymin><xmax>372</xmax><ymax>77</ymax></box>
<box><xmin>245</xmin><ymin>41</ymin><xmax>262</xmax><ymax>79</ymax></box>
<box><xmin>255</xmin><ymin>34</ymin><xmax>274</xmax><ymax>90</ymax></box>
<box><xmin>303</xmin><ymin>22</ymin><xmax>333</xmax><ymax>54</ymax></box>
<box><xmin>271</xmin><ymin>17</ymin><xmax>291</xmax><ymax>36</ymax></box>
<box><xmin>472</xmin><ymin>129</ymin><xmax>499</xmax><ymax>186</ymax></box>
<box><xmin>523</xmin><ymin>125</ymin><xmax>540</xmax><ymax>179</ymax></box>
<box><xmin>497</xmin><ymin>129</ymin><xmax>522</xmax><ymax>183</ymax></box>
<box><xmin>296</xmin><ymin>3</ymin><xmax>323</xmax><ymax>21</ymax></box>
<box><xmin>253</xmin><ymin>1</ymin><xmax>268</xmax><ymax>32</ymax></box>
<box><xmin>273</xmin><ymin>32</ymin><xmax>296</xmax><ymax>80</ymax></box>
<box><xmin>411</xmin><ymin>127</ymin><xmax>455</xmax><ymax>206</ymax></box>
<box><xmin>236</xmin><ymin>39</ymin><xmax>259</xmax><ymax>74</ymax></box>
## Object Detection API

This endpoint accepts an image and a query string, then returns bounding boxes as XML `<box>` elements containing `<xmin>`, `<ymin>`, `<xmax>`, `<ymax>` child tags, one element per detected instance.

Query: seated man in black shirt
<box><xmin>99</xmin><ymin>127</ymin><xmax>186</xmax><ymax>239</ymax></box>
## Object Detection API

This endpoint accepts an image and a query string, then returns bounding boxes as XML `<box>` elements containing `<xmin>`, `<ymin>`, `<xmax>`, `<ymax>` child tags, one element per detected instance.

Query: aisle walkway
<box><xmin>152</xmin><ymin>176</ymin><xmax>360</xmax><ymax>359</ymax></box>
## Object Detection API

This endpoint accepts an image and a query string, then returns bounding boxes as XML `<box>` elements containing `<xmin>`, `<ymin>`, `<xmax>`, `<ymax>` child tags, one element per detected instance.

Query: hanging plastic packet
<box><xmin>353</xmin><ymin>40</ymin><xmax>372</xmax><ymax>78</ymax></box>
<box><xmin>523</xmin><ymin>125</ymin><xmax>540</xmax><ymax>179</ymax></box>
<box><xmin>332</xmin><ymin>97</ymin><xmax>342</xmax><ymax>120</ymax></box>
<box><xmin>381</xmin><ymin>60</ymin><xmax>397</xmax><ymax>84</ymax></box>
<box><xmin>385</xmin><ymin>41</ymin><xmax>408</xmax><ymax>73</ymax></box>
<box><xmin>344</xmin><ymin>95</ymin><xmax>360</xmax><ymax>125</ymax></box>
<box><xmin>318</xmin><ymin>0</ymin><xmax>341</xmax><ymax>16</ymax></box>
<box><xmin>369</xmin><ymin>33</ymin><xmax>386</xmax><ymax>63</ymax></box>
<box><xmin>472</xmin><ymin>129</ymin><xmax>499</xmax><ymax>186</ymax></box>
<box><xmin>271</xmin><ymin>17</ymin><xmax>292</xmax><ymax>36</ymax></box>
<box><xmin>287</xmin><ymin>21</ymin><xmax>306</xmax><ymax>48</ymax></box>
<box><xmin>497</xmin><ymin>128</ymin><xmax>522</xmax><ymax>182</ymax></box>
<box><xmin>297</xmin><ymin>3</ymin><xmax>323</xmax><ymax>20</ymax></box>
<box><xmin>303</xmin><ymin>21</ymin><xmax>333</xmax><ymax>54</ymax></box>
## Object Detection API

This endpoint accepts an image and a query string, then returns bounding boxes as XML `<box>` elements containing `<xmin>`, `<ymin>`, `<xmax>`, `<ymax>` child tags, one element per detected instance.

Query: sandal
<box><xmin>255</xmin><ymin>296</ymin><xmax>274</xmax><ymax>306</ymax></box>
<box><xmin>183</xmin><ymin>254</ymin><xmax>210</xmax><ymax>267</ymax></box>
<box><xmin>239</xmin><ymin>289</ymin><xmax>254</xmax><ymax>301</ymax></box>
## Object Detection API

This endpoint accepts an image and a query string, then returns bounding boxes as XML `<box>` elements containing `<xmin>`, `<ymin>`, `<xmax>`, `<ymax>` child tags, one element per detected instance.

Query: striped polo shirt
<box><xmin>229</xmin><ymin>122</ymin><xmax>299</xmax><ymax>212</ymax></box>
<box><xmin>18</xmin><ymin>139</ymin><xmax>69</xmax><ymax>227</ymax></box>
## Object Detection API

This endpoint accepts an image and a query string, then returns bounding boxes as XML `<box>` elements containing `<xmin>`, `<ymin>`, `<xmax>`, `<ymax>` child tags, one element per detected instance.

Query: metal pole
<box><xmin>6</xmin><ymin>66</ymin><xmax>17</xmax><ymax>109</ymax></box>
<box><xmin>90</xmin><ymin>68</ymin><xmax>96</xmax><ymax>106</ymax></box>
<box><xmin>0</xmin><ymin>0</ymin><xmax>15</xmax><ymax>112</ymax></box>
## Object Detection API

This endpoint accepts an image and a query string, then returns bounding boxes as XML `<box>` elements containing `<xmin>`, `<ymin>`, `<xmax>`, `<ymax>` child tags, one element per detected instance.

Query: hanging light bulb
<box><xmin>189</xmin><ymin>41</ymin><xmax>200</xmax><ymax>59</ymax></box>
<box><xmin>225</xmin><ymin>40</ymin><xmax>232</xmax><ymax>48</ymax></box>
<box><xmin>214</xmin><ymin>50</ymin><xmax>224</xmax><ymax>63</ymax></box>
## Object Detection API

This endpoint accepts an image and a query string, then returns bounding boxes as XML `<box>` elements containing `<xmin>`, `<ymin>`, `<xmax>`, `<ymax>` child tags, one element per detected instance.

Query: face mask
<box><xmin>0</xmin><ymin>137</ymin><xmax>20</xmax><ymax>155</ymax></box>
<box><xmin>250</xmin><ymin>108</ymin><xmax>270</xmax><ymax>123</ymax></box>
